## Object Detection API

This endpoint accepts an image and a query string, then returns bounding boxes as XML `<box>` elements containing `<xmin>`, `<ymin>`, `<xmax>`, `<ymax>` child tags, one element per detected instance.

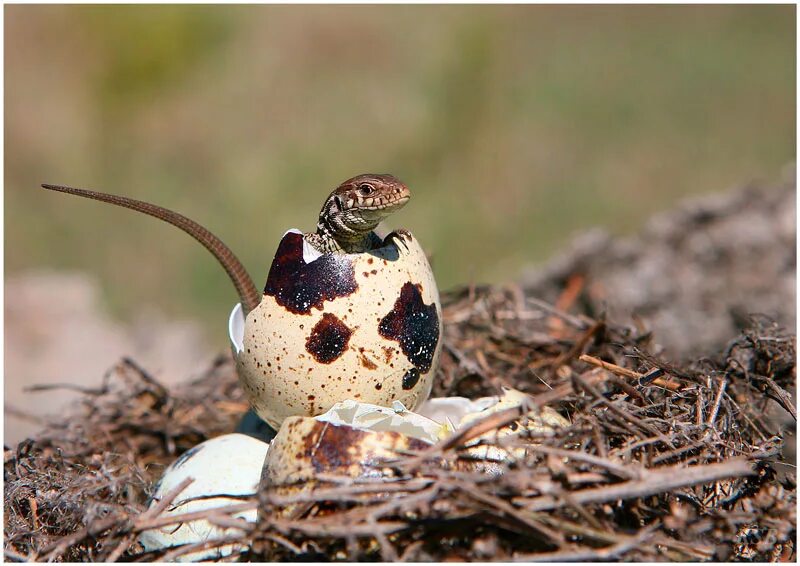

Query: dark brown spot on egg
<box><xmin>402</xmin><ymin>368</ymin><xmax>420</xmax><ymax>390</ymax></box>
<box><xmin>264</xmin><ymin>231</ymin><xmax>358</xmax><ymax>314</ymax></box>
<box><xmin>301</xmin><ymin>424</ymin><xmax>355</xmax><ymax>473</ymax></box>
<box><xmin>378</xmin><ymin>282</ymin><xmax>440</xmax><ymax>373</ymax></box>
<box><xmin>306</xmin><ymin>313</ymin><xmax>353</xmax><ymax>364</ymax></box>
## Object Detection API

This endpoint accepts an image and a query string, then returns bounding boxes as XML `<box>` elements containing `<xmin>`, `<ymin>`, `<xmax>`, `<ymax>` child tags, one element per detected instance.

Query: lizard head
<box><xmin>332</xmin><ymin>173</ymin><xmax>411</xmax><ymax>223</ymax></box>
<box><xmin>318</xmin><ymin>174</ymin><xmax>411</xmax><ymax>244</ymax></box>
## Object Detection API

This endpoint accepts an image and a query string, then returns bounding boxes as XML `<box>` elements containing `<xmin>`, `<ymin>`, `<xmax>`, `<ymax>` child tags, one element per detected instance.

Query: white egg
<box><xmin>138</xmin><ymin>434</ymin><xmax>269</xmax><ymax>562</ymax></box>
<box><xmin>231</xmin><ymin>229</ymin><xmax>443</xmax><ymax>430</ymax></box>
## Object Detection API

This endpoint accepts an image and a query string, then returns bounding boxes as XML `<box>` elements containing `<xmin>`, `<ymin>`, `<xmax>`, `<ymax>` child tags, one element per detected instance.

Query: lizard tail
<box><xmin>41</xmin><ymin>183</ymin><xmax>262</xmax><ymax>316</ymax></box>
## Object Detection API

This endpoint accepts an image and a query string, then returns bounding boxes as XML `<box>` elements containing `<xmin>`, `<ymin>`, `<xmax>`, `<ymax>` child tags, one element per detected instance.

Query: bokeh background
<box><xmin>4</xmin><ymin>5</ymin><xmax>795</xmax><ymax>441</ymax></box>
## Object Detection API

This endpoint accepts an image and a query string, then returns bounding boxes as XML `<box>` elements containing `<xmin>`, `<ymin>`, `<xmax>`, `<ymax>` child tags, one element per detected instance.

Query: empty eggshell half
<box><xmin>138</xmin><ymin>434</ymin><xmax>269</xmax><ymax>562</ymax></box>
<box><xmin>234</xmin><ymin>229</ymin><xmax>443</xmax><ymax>429</ymax></box>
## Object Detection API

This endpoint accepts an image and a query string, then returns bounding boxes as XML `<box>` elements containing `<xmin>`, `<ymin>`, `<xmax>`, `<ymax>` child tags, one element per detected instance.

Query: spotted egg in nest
<box><xmin>229</xmin><ymin>228</ymin><xmax>442</xmax><ymax>429</ymax></box>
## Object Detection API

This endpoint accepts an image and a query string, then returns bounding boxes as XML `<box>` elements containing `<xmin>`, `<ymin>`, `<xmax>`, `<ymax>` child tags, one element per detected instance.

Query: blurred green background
<box><xmin>5</xmin><ymin>5</ymin><xmax>795</xmax><ymax>349</ymax></box>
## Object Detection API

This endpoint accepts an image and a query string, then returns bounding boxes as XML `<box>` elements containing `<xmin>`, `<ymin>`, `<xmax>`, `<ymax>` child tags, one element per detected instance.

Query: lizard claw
<box><xmin>384</xmin><ymin>229</ymin><xmax>412</xmax><ymax>254</ymax></box>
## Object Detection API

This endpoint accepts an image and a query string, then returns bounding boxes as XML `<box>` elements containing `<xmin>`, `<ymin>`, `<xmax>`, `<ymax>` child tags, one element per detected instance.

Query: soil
<box><xmin>522</xmin><ymin>167</ymin><xmax>795</xmax><ymax>360</ymax></box>
<box><xmin>4</xmin><ymin>271</ymin><xmax>216</xmax><ymax>444</ymax></box>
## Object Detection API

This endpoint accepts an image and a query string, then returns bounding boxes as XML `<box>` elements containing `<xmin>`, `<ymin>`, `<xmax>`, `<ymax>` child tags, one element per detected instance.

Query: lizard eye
<box><xmin>358</xmin><ymin>183</ymin><xmax>374</xmax><ymax>196</ymax></box>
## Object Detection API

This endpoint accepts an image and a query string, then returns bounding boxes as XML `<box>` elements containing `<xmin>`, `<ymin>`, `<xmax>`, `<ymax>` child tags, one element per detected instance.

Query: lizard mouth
<box><xmin>369</xmin><ymin>194</ymin><xmax>411</xmax><ymax>212</ymax></box>
<box><xmin>356</xmin><ymin>197</ymin><xmax>409</xmax><ymax>221</ymax></box>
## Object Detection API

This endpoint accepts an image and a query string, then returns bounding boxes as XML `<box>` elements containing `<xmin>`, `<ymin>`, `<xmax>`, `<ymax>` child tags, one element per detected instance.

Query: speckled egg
<box><xmin>138</xmin><ymin>434</ymin><xmax>269</xmax><ymax>562</ymax></box>
<box><xmin>230</xmin><ymin>228</ymin><xmax>442</xmax><ymax>429</ymax></box>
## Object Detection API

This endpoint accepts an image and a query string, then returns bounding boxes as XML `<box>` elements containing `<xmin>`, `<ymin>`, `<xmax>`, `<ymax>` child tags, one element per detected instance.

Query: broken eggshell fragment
<box><xmin>315</xmin><ymin>399</ymin><xmax>452</xmax><ymax>444</ymax></box>
<box><xmin>418</xmin><ymin>387</ymin><xmax>570</xmax><ymax>434</ymax></box>
<box><xmin>230</xmin><ymin>228</ymin><xmax>442</xmax><ymax>430</ymax></box>
<box><xmin>418</xmin><ymin>388</ymin><xmax>570</xmax><ymax>471</ymax></box>
<box><xmin>138</xmin><ymin>434</ymin><xmax>269</xmax><ymax>562</ymax></box>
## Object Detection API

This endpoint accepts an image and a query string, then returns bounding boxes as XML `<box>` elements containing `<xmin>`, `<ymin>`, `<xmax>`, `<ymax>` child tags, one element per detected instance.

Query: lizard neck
<box><xmin>310</xmin><ymin>220</ymin><xmax>374</xmax><ymax>254</ymax></box>
<box><xmin>309</xmin><ymin>198</ymin><xmax>378</xmax><ymax>254</ymax></box>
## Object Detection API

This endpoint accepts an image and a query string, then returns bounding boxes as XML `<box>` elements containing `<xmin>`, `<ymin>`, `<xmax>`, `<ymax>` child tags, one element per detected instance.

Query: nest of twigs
<box><xmin>4</xmin><ymin>278</ymin><xmax>796</xmax><ymax>561</ymax></box>
<box><xmin>5</xmin><ymin>175</ymin><xmax>797</xmax><ymax>561</ymax></box>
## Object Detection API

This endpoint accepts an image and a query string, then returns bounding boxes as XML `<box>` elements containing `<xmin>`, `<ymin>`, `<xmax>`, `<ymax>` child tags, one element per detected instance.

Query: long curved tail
<box><xmin>41</xmin><ymin>183</ymin><xmax>261</xmax><ymax>315</ymax></box>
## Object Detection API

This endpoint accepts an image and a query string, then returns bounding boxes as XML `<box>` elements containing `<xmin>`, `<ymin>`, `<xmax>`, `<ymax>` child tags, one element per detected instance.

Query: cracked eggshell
<box><xmin>418</xmin><ymin>388</ymin><xmax>570</xmax><ymax>472</ymax></box>
<box><xmin>419</xmin><ymin>388</ymin><xmax>570</xmax><ymax>434</ymax></box>
<box><xmin>232</xmin><ymin>229</ymin><xmax>442</xmax><ymax>429</ymax></box>
<box><xmin>314</xmin><ymin>399</ymin><xmax>452</xmax><ymax>444</ymax></box>
<box><xmin>138</xmin><ymin>434</ymin><xmax>269</xmax><ymax>562</ymax></box>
